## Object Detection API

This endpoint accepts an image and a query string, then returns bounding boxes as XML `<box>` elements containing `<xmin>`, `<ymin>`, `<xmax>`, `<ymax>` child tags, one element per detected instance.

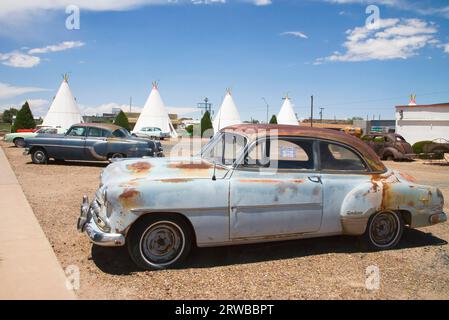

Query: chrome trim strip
<box><xmin>131</xmin><ymin>206</ymin><xmax>229</xmax><ymax>214</ymax></box>
<box><xmin>231</xmin><ymin>203</ymin><xmax>322</xmax><ymax>211</ymax></box>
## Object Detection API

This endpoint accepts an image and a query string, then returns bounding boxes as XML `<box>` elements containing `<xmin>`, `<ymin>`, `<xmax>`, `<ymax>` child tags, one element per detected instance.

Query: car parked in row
<box><xmin>4</xmin><ymin>127</ymin><xmax>66</xmax><ymax>148</ymax></box>
<box><xmin>132</xmin><ymin>127</ymin><xmax>170</xmax><ymax>140</ymax></box>
<box><xmin>362</xmin><ymin>133</ymin><xmax>415</xmax><ymax>161</ymax></box>
<box><xmin>24</xmin><ymin>123</ymin><xmax>163</xmax><ymax>164</ymax></box>
<box><xmin>78</xmin><ymin>124</ymin><xmax>446</xmax><ymax>270</ymax></box>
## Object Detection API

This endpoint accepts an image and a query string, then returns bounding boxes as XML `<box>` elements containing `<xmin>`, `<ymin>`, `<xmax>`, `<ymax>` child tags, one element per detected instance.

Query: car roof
<box><xmin>221</xmin><ymin>124</ymin><xmax>386</xmax><ymax>172</ymax></box>
<box><xmin>71</xmin><ymin>123</ymin><xmax>123</xmax><ymax>131</ymax></box>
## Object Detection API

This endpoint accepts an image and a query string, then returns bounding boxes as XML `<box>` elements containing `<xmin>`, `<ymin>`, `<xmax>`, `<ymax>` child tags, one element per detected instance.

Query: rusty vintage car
<box><xmin>24</xmin><ymin>123</ymin><xmax>163</xmax><ymax>164</ymax></box>
<box><xmin>78</xmin><ymin>124</ymin><xmax>446</xmax><ymax>270</ymax></box>
<box><xmin>362</xmin><ymin>133</ymin><xmax>415</xmax><ymax>161</ymax></box>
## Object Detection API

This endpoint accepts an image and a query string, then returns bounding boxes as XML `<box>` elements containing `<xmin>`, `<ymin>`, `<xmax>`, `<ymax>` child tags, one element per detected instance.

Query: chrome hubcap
<box><xmin>34</xmin><ymin>151</ymin><xmax>45</xmax><ymax>162</ymax></box>
<box><xmin>370</xmin><ymin>212</ymin><xmax>398</xmax><ymax>246</ymax></box>
<box><xmin>140</xmin><ymin>222</ymin><xmax>184</xmax><ymax>266</ymax></box>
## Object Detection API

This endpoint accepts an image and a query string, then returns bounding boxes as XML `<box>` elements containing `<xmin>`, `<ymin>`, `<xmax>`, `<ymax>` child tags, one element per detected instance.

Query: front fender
<box><xmin>340</xmin><ymin>181</ymin><xmax>382</xmax><ymax>235</ymax></box>
<box><xmin>104</xmin><ymin>178</ymin><xmax>230</xmax><ymax>245</ymax></box>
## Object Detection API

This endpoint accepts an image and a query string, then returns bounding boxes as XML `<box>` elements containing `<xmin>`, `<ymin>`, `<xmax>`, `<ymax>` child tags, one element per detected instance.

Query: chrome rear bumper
<box><xmin>77</xmin><ymin>196</ymin><xmax>125</xmax><ymax>247</ymax></box>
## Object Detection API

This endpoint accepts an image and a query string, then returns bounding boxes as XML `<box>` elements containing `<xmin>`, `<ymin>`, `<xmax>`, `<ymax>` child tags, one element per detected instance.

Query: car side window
<box><xmin>203</xmin><ymin>133</ymin><xmax>247</xmax><ymax>166</ymax></box>
<box><xmin>112</xmin><ymin>129</ymin><xmax>125</xmax><ymax>137</ymax></box>
<box><xmin>87</xmin><ymin>127</ymin><xmax>106</xmax><ymax>137</ymax></box>
<box><xmin>67</xmin><ymin>126</ymin><xmax>86</xmax><ymax>137</ymax></box>
<box><xmin>320</xmin><ymin>142</ymin><xmax>367</xmax><ymax>172</ymax></box>
<box><xmin>242</xmin><ymin>138</ymin><xmax>315</xmax><ymax>171</ymax></box>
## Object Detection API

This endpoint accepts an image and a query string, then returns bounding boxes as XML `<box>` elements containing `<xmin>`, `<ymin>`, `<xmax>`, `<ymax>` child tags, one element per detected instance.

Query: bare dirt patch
<box><xmin>2</xmin><ymin>141</ymin><xmax>449</xmax><ymax>299</ymax></box>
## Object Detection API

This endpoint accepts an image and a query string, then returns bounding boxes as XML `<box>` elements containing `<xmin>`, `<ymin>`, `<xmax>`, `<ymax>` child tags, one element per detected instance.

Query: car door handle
<box><xmin>308</xmin><ymin>176</ymin><xmax>322</xmax><ymax>184</ymax></box>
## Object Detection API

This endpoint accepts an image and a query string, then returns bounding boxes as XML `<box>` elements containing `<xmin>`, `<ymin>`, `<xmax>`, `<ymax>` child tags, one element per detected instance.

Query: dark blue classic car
<box><xmin>24</xmin><ymin>123</ymin><xmax>163</xmax><ymax>164</ymax></box>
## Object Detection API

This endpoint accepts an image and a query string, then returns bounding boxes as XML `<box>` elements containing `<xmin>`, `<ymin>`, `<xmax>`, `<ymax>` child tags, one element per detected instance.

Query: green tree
<box><xmin>12</xmin><ymin>102</ymin><xmax>35</xmax><ymax>132</ymax></box>
<box><xmin>2</xmin><ymin>108</ymin><xmax>19</xmax><ymax>124</ymax></box>
<box><xmin>269</xmin><ymin>115</ymin><xmax>278</xmax><ymax>124</ymax></box>
<box><xmin>113</xmin><ymin>110</ymin><xmax>131</xmax><ymax>131</ymax></box>
<box><xmin>185</xmin><ymin>125</ymin><xmax>194</xmax><ymax>136</ymax></box>
<box><xmin>200</xmin><ymin>111</ymin><xmax>213</xmax><ymax>137</ymax></box>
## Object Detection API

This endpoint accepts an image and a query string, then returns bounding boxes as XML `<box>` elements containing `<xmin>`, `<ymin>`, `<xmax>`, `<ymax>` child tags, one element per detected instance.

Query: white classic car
<box><xmin>131</xmin><ymin>127</ymin><xmax>170</xmax><ymax>140</ymax></box>
<box><xmin>78</xmin><ymin>124</ymin><xmax>447</xmax><ymax>270</ymax></box>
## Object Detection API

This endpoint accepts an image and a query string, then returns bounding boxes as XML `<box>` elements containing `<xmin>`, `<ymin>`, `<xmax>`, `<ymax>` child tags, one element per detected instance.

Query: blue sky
<box><xmin>1</xmin><ymin>0</ymin><xmax>449</xmax><ymax>121</ymax></box>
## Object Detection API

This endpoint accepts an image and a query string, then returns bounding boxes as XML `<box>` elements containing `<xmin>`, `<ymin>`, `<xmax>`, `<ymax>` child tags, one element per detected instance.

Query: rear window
<box><xmin>112</xmin><ymin>129</ymin><xmax>129</xmax><ymax>137</ymax></box>
<box><xmin>320</xmin><ymin>142</ymin><xmax>367</xmax><ymax>172</ymax></box>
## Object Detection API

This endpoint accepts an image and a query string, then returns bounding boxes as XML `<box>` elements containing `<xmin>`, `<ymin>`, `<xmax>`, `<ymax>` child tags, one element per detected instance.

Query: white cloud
<box><xmin>0</xmin><ymin>0</ymin><xmax>240</xmax><ymax>18</ymax></box>
<box><xmin>0</xmin><ymin>41</ymin><xmax>85</xmax><ymax>68</ymax></box>
<box><xmin>79</xmin><ymin>102</ymin><xmax>198</xmax><ymax>117</ymax></box>
<box><xmin>28</xmin><ymin>41</ymin><xmax>85</xmax><ymax>54</ymax></box>
<box><xmin>281</xmin><ymin>31</ymin><xmax>308</xmax><ymax>39</ymax></box>
<box><xmin>444</xmin><ymin>43</ymin><xmax>449</xmax><ymax>54</ymax></box>
<box><xmin>251</xmin><ymin>0</ymin><xmax>272</xmax><ymax>6</ymax></box>
<box><xmin>0</xmin><ymin>99</ymin><xmax>49</xmax><ymax>116</ymax></box>
<box><xmin>191</xmin><ymin>0</ymin><xmax>226</xmax><ymax>4</ymax></box>
<box><xmin>325</xmin><ymin>0</ymin><xmax>449</xmax><ymax>19</ymax></box>
<box><xmin>315</xmin><ymin>18</ymin><xmax>438</xmax><ymax>63</ymax></box>
<box><xmin>0</xmin><ymin>82</ymin><xmax>49</xmax><ymax>99</ymax></box>
<box><xmin>0</xmin><ymin>52</ymin><xmax>40</xmax><ymax>68</ymax></box>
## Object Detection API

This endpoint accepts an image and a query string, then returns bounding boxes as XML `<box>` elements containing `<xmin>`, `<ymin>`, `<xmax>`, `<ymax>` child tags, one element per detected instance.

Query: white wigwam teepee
<box><xmin>42</xmin><ymin>74</ymin><xmax>83</xmax><ymax>130</ymax></box>
<box><xmin>134</xmin><ymin>82</ymin><xmax>178</xmax><ymax>138</ymax></box>
<box><xmin>213</xmin><ymin>89</ymin><xmax>241</xmax><ymax>133</ymax></box>
<box><xmin>277</xmin><ymin>95</ymin><xmax>299</xmax><ymax>126</ymax></box>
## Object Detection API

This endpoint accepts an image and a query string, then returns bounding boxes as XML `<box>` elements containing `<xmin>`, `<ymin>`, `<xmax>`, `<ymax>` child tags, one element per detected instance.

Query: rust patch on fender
<box><xmin>168</xmin><ymin>161</ymin><xmax>213</xmax><ymax>170</ymax></box>
<box><xmin>118</xmin><ymin>188</ymin><xmax>142</xmax><ymax>208</ymax></box>
<box><xmin>277</xmin><ymin>183</ymin><xmax>298</xmax><ymax>194</ymax></box>
<box><xmin>119</xmin><ymin>179</ymin><xmax>141</xmax><ymax>188</ymax></box>
<box><xmin>239</xmin><ymin>179</ymin><xmax>281</xmax><ymax>183</ymax></box>
<box><xmin>126</xmin><ymin>162</ymin><xmax>152</xmax><ymax>174</ymax></box>
<box><xmin>400</xmin><ymin>172</ymin><xmax>417</xmax><ymax>183</ymax></box>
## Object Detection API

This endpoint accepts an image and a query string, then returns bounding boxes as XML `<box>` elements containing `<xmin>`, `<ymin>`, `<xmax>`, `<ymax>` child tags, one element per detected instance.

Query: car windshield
<box><xmin>112</xmin><ymin>128</ymin><xmax>130</xmax><ymax>138</ymax></box>
<box><xmin>201</xmin><ymin>132</ymin><xmax>247</xmax><ymax>166</ymax></box>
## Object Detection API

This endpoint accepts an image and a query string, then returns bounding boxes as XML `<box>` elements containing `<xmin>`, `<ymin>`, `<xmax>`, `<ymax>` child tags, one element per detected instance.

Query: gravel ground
<box><xmin>2</xmin><ymin>140</ymin><xmax>449</xmax><ymax>300</ymax></box>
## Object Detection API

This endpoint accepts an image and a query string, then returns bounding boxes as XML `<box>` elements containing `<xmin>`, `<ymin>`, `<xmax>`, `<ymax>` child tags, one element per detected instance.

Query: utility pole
<box><xmin>310</xmin><ymin>95</ymin><xmax>314</xmax><ymax>127</ymax></box>
<box><xmin>262</xmin><ymin>98</ymin><xmax>269</xmax><ymax>124</ymax></box>
<box><xmin>319</xmin><ymin>107</ymin><xmax>324</xmax><ymax>123</ymax></box>
<box><xmin>197</xmin><ymin>97</ymin><xmax>212</xmax><ymax>116</ymax></box>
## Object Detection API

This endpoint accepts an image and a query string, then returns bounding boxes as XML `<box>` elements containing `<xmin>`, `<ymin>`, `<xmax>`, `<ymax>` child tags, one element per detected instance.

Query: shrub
<box><xmin>11</xmin><ymin>102</ymin><xmax>35</xmax><ymax>132</ymax></box>
<box><xmin>113</xmin><ymin>110</ymin><xmax>131</xmax><ymax>131</ymax></box>
<box><xmin>412</xmin><ymin>141</ymin><xmax>433</xmax><ymax>154</ymax></box>
<box><xmin>185</xmin><ymin>125</ymin><xmax>194</xmax><ymax>136</ymax></box>
<box><xmin>200</xmin><ymin>111</ymin><xmax>213</xmax><ymax>137</ymax></box>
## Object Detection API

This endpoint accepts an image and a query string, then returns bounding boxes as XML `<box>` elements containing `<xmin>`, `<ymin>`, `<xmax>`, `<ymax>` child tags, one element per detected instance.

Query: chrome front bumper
<box><xmin>77</xmin><ymin>196</ymin><xmax>125</xmax><ymax>247</ymax></box>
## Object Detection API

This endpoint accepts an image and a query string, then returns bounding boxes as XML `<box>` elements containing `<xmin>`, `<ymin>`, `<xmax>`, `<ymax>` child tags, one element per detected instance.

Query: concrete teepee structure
<box><xmin>42</xmin><ymin>74</ymin><xmax>83</xmax><ymax>130</ymax></box>
<box><xmin>277</xmin><ymin>95</ymin><xmax>299</xmax><ymax>126</ymax></box>
<box><xmin>213</xmin><ymin>89</ymin><xmax>241</xmax><ymax>133</ymax></box>
<box><xmin>134</xmin><ymin>82</ymin><xmax>177</xmax><ymax>138</ymax></box>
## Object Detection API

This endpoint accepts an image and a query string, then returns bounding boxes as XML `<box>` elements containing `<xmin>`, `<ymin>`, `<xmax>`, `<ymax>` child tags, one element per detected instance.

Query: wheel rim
<box><xmin>15</xmin><ymin>139</ymin><xmax>25</xmax><ymax>147</ymax></box>
<box><xmin>139</xmin><ymin>221</ymin><xmax>185</xmax><ymax>267</ymax></box>
<box><xmin>369</xmin><ymin>212</ymin><xmax>400</xmax><ymax>247</ymax></box>
<box><xmin>112</xmin><ymin>153</ymin><xmax>123</xmax><ymax>159</ymax></box>
<box><xmin>34</xmin><ymin>151</ymin><xmax>45</xmax><ymax>162</ymax></box>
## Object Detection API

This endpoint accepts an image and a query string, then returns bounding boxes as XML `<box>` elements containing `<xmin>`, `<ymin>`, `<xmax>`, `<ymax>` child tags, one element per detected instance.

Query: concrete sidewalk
<box><xmin>0</xmin><ymin>147</ymin><xmax>76</xmax><ymax>299</ymax></box>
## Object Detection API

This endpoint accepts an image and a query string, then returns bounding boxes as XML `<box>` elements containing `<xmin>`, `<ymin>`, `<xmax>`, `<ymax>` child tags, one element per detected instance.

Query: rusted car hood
<box><xmin>101</xmin><ymin>157</ymin><xmax>230</xmax><ymax>185</ymax></box>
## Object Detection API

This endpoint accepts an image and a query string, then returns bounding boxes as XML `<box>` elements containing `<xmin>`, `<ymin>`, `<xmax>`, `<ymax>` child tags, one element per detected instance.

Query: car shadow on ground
<box><xmin>91</xmin><ymin>228</ymin><xmax>447</xmax><ymax>275</ymax></box>
<box><xmin>25</xmin><ymin>160</ymin><xmax>108</xmax><ymax>168</ymax></box>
